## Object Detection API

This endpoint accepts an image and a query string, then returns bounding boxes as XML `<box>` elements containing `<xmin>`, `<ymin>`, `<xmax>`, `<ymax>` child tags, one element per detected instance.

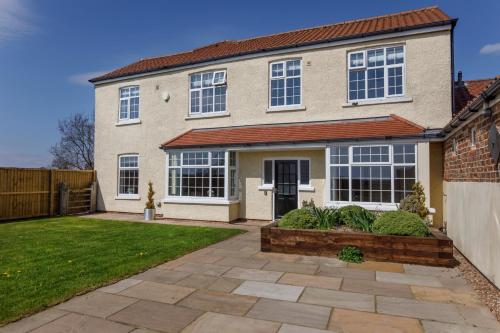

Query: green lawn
<box><xmin>0</xmin><ymin>217</ymin><xmax>244</xmax><ymax>325</ymax></box>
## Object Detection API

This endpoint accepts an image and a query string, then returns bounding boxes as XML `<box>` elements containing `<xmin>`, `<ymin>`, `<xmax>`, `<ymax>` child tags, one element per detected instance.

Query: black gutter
<box><xmin>91</xmin><ymin>19</ymin><xmax>457</xmax><ymax>84</ymax></box>
<box><xmin>443</xmin><ymin>78</ymin><xmax>500</xmax><ymax>134</ymax></box>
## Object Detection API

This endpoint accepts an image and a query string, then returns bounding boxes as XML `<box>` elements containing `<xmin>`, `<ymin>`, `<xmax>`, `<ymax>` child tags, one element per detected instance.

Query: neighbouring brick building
<box><xmin>442</xmin><ymin>75</ymin><xmax>500</xmax><ymax>287</ymax></box>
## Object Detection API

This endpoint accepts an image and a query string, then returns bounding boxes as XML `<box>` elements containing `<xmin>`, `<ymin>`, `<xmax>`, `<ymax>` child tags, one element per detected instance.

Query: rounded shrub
<box><xmin>338</xmin><ymin>205</ymin><xmax>376</xmax><ymax>232</ymax></box>
<box><xmin>278</xmin><ymin>208</ymin><xmax>317</xmax><ymax>229</ymax></box>
<box><xmin>372</xmin><ymin>211</ymin><xmax>430</xmax><ymax>237</ymax></box>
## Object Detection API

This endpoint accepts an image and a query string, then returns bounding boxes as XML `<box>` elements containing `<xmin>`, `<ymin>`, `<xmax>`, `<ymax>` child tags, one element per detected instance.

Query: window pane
<box><xmin>330</xmin><ymin>146</ymin><xmax>348</xmax><ymax>164</ymax></box>
<box><xmin>211</xmin><ymin>168</ymin><xmax>225</xmax><ymax>198</ymax></box>
<box><xmin>349</xmin><ymin>70</ymin><xmax>366</xmax><ymax>101</ymax></box>
<box><xmin>367</xmin><ymin>68</ymin><xmax>384</xmax><ymax>99</ymax></box>
<box><xmin>211</xmin><ymin>151</ymin><xmax>225</xmax><ymax>166</ymax></box>
<box><xmin>286</xmin><ymin>60</ymin><xmax>301</xmax><ymax>76</ymax></box>
<box><xmin>286</xmin><ymin>77</ymin><xmax>301</xmax><ymax>105</ymax></box>
<box><xmin>300</xmin><ymin>160</ymin><xmax>310</xmax><ymax>185</ymax></box>
<box><xmin>182</xmin><ymin>152</ymin><xmax>208</xmax><ymax>166</ymax></box>
<box><xmin>386</xmin><ymin>46</ymin><xmax>404</xmax><ymax>65</ymax></box>
<box><xmin>190</xmin><ymin>74</ymin><xmax>201</xmax><ymax>89</ymax></box>
<box><xmin>119</xmin><ymin>169</ymin><xmax>138</xmax><ymax>195</ymax></box>
<box><xmin>271</xmin><ymin>63</ymin><xmax>284</xmax><ymax>77</ymax></box>
<box><xmin>181</xmin><ymin>167</ymin><xmax>209</xmax><ymax>197</ymax></box>
<box><xmin>271</xmin><ymin>79</ymin><xmax>285</xmax><ymax>106</ymax></box>
<box><xmin>230</xmin><ymin>168</ymin><xmax>237</xmax><ymax>198</ymax></box>
<box><xmin>367</xmin><ymin>49</ymin><xmax>384</xmax><ymax>67</ymax></box>
<box><xmin>120</xmin><ymin>100</ymin><xmax>128</xmax><ymax>119</ymax></box>
<box><xmin>201</xmin><ymin>88</ymin><xmax>214</xmax><ymax>113</ymax></box>
<box><xmin>120</xmin><ymin>155</ymin><xmax>138</xmax><ymax>168</ymax></box>
<box><xmin>394</xmin><ymin>165</ymin><xmax>416</xmax><ymax>203</ymax></box>
<box><xmin>331</xmin><ymin>166</ymin><xmax>349</xmax><ymax>201</ymax></box>
<box><xmin>213</xmin><ymin>71</ymin><xmax>226</xmax><ymax>84</ymax></box>
<box><xmin>129</xmin><ymin>97</ymin><xmax>139</xmax><ymax>119</ymax></box>
<box><xmin>190</xmin><ymin>90</ymin><xmax>200</xmax><ymax>113</ymax></box>
<box><xmin>214</xmin><ymin>86</ymin><xmax>227</xmax><ymax>112</ymax></box>
<box><xmin>202</xmin><ymin>73</ymin><xmax>213</xmax><ymax>87</ymax></box>
<box><xmin>349</xmin><ymin>52</ymin><xmax>364</xmax><ymax>68</ymax></box>
<box><xmin>120</xmin><ymin>87</ymin><xmax>130</xmax><ymax>98</ymax></box>
<box><xmin>229</xmin><ymin>152</ymin><xmax>236</xmax><ymax>167</ymax></box>
<box><xmin>388</xmin><ymin>67</ymin><xmax>403</xmax><ymax>96</ymax></box>
<box><xmin>168</xmin><ymin>168</ymin><xmax>180</xmax><ymax>196</ymax></box>
<box><xmin>264</xmin><ymin>160</ymin><xmax>273</xmax><ymax>184</ymax></box>
<box><xmin>393</xmin><ymin>144</ymin><xmax>415</xmax><ymax>164</ymax></box>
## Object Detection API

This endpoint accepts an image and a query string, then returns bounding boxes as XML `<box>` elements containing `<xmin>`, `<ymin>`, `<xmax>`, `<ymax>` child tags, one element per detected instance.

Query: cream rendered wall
<box><xmin>94</xmin><ymin>30</ymin><xmax>451</xmax><ymax>213</ymax></box>
<box><xmin>238</xmin><ymin>150</ymin><xmax>325</xmax><ymax>221</ymax></box>
<box><xmin>163</xmin><ymin>202</ymin><xmax>239</xmax><ymax>222</ymax></box>
<box><xmin>443</xmin><ymin>181</ymin><xmax>500</xmax><ymax>288</ymax></box>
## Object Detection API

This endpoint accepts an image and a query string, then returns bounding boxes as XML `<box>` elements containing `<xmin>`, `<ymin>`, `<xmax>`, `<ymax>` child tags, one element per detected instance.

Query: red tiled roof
<box><xmin>91</xmin><ymin>6</ymin><xmax>453</xmax><ymax>83</ymax></box>
<box><xmin>454</xmin><ymin>77</ymin><xmax>499</xmax><ymax>116</ymax></box>
<box><xmin>161</xmin><ymin>115</ymin><xmax>425</xmax><ymax>149</ymax></box>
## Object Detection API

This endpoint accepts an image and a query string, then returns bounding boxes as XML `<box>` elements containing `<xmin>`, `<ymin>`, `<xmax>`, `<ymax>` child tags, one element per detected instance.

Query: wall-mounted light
<box><xmin>162</xmin><ymin>92</ymin><xmax>170</xmax><ymax>103</ymax></box>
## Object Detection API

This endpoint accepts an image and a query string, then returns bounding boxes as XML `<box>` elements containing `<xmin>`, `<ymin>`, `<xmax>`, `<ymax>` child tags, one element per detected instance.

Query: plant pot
<box><xmin>144</xmin><ymin>208</ymin><xmax>156</xmax><ymax>221</ymax></box>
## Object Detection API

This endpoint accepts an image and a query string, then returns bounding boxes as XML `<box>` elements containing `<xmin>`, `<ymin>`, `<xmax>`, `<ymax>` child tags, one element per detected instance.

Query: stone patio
<box><xmin>2</xmin><ymin>216</ymin><xmax>500</xmax><ymax>333</ymax></box>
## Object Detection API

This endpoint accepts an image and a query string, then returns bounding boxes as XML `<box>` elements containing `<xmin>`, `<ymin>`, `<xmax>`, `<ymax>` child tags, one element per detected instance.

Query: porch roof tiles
<box><xmin>161</xmin><ymin>115</ymin><xmax>425</xmax><ymax>149</ymax></box>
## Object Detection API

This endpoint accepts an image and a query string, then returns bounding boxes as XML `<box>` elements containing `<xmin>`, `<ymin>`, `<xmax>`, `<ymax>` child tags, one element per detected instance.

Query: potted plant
<box><xmin>144</xmin><ymin>181</ymin><xmax>155</xmax><ymax>221</ymax></box>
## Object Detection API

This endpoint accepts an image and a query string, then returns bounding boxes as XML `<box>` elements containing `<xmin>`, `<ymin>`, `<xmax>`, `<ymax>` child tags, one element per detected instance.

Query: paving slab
<box><xmin>329</xmin><ymin>308</ymin><xmax>423</xmax><ymax>333</ymax></box>
<box><xmin>376</xmin><ymin>296</ymin><xmax>465</xmax><ymax>324</ymax></box>
<box><xmin>316</xmin><ymin>266</ymin><xmax>375</xmax><ymax>280</ymax></box>
<box><xmin>0</xmin><ymin>308</ymin><xmax>68</xmax><ymax>333</ymax></box>
<box><xmin>233</xmin><ymin>281</ymin><xmax>304</xmax><ymax>302</ymax></box>
<box><xmin>278</xmin><ymin>324</ymin><xmax>333</xmax><ymax>333</ymax></box>
<box><xmin>207</xmin><ymin>277</ymin><xmax>243</xmax><ymax>293</ymax></box>
<box><xmin>263</xmin><ymin>261</ymin><xmax>318</xmax><ymax>275</ymax></box>
<box><xmin>421</xmin><ymin>320</ymin><xmax>500</xmax><ymax>333</ymax></box>
<box><xmin>376</xmin><ymin>271</ymin><xmax>443</xmax><ymax>288</ymax></box>
<box><xmin>246</xmin><ymin>298</ymin><xmax>331</xmax><ymax>329</ymax></box>
<box><xmin>133</xmin><ymin>269</ymin><xmax>191</xmax><ymax>284</ymax></box>
<box><xmin>180</xmin><ymin>254</ymin><xmax>224</xmax><ymax>264</ymax></box>
<box><xmin>175</xmin><ymin>274</ymin><xmax>219</xmax><ymax>289</ymax></box>
<box><xmin>55</xmin><ymin>291</ymin><xmax>137</xmax><ymax>318</ymax></box>
<box><xmin>341</xmin><ymin>278</ymin><xmax>414</xmax><ymax>298</ymax></box>
<box><xmin>181</xmin><ymin>312</ymin><xmax>280</xmax><ymax>333</ymax></box>
<box><xmin>178</xmin><ymin>289</ymin><xmax>257</xmax><ymax>316</ymax></box>
<box><xmin>297</xmin><ymin>256</ymin><xmax>347</xmax><ymax>267</ymax></box>
<box><xmin>278</xmin><ymin>273</ymin><xmax>342</xmax><ymax>290</ymax></box>
<box><xmin>403</xmin><ymin>264</ymin><xmax>458</xmax><ymax>277</ymax></box>
<box><xmin>30</xmin><ymin>313</ymin><xmax>132</xmax><ymax>333</ymax></box>
<box><xmin>348</xmin><ymin>261</ymin><xmax>405</xmax><ymax>273</ymax></box>
<box><xmin>109</xmin><ymin>300</ymin><xmax>203</xmax><ymax>333</ymax></box>
<box><xmin>119</xmin><ymin>281</ymin><xmax>195</xmax><ymax>304</ymax></box>
<box><xmin>215</xmin><ymin>257</ymin><xmax>269</xmax><ymax>269</ymax></box>
<box><xmin>299</xmin><ymin>287</ymin><xmax>375</xmax><ymax>312</ymax></box>
<box><xmin>411</xmin><ymin>286</ymin><xmax>483</xmax><ymax>307</ymax></box>
<box><xmin>223</xmin><ymin>267</ymin><xmax>283</xmax><ymax>282</ymax></box>
<box><xmin>457</xmin><ymin>305</ymin><xmax>500</xmax><ymax>330</ymax></box>
<box><xmin>174</xmin><ymin>262</ymin><xmax>231</xmax><ymax>276</ymax></box>
<box><xmin>98</xmin><ymin>278</ymin><xmax>143</xmax><ymax>294</ymax></box>
<box><xmin>131</xmin><ymin>329</ymin><xmax>162</xmax><ymax>333</ymax></box>
<box><xmin>208</xmin><ymin>248</ymin><xmax>256</xmax><ymax>258</ymax></box>
<box><xmin>253</xmin><ymin>252</ymin><xmax>302</xmax><ymax>263</ymax></box>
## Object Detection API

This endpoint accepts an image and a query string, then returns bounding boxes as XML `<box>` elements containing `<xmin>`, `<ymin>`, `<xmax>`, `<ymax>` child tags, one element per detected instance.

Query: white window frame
<box><xmin>347</xmin><ymin>45</ymin><xmax>405</xmax><ymax>103</ymax></box>
<box><xmin>117</xmin><ymin>154</ymin><xmax>140</xmax><ymax>198</ymax></box>
<box><xmin>326</xmin><ymin>142</ymin><xmax>417</xmax><ymax>210</ymax></box>
<box><xmin>268</xmin><ymin>59</ymin><xmax>302</xmax><ymax>109</ymax></box>
<box><xmin>118</xmin><ymin>86</ymin><xmax>140</xmax><ymax>122</ymax></box>
<box><xmin>259</xmin><ymin>158</ymin><xmax>312</xmax><ymax>191</ymax></box>
<box><xmin>164</xmin><ymin>149</ymin><xmax>239</xmax><ymax>204</ymax></box>
<box><xmin>189</xmin><ymin>70</ymin><xmax>227</xmax><ymax>116</ymax></box>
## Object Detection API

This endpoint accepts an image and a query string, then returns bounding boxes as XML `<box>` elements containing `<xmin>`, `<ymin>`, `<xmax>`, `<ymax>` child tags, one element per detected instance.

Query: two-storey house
<box><xmin>91</xmin><ymin>6</ymin><xmax>456</xmax><ymax>224</ymax></box>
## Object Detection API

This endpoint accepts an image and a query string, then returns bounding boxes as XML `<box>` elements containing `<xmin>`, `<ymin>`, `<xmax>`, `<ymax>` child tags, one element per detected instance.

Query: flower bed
<box><xmin>261</xmin><ymin>222</ymin><xmax>457</xmax><ymax>267</ymax></box>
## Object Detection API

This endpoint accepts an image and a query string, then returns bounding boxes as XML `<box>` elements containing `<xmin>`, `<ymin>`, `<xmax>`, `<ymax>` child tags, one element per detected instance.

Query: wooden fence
<box><xmin>0</xmin><ymin>168</ymin><xmax>96</xmax><ymax>221</ymax></box>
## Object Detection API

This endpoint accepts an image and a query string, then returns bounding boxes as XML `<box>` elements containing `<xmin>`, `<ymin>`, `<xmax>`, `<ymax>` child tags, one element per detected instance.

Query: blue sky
<box><xmin>0</xmin><ymin>0</ymin><xmax>499</xmax><ymax>167</ymax></box>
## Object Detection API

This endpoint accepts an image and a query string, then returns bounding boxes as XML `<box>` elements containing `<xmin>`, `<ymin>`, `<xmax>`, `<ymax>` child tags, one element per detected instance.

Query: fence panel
<box><xmin>0</xmin><ymin>168</ymin><xmax>96</xmax><ymax>221</ymax></box>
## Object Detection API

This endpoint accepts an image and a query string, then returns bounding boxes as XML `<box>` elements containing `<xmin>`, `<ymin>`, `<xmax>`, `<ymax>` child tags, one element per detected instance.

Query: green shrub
<box><xmin>338</xmin><ymin>205</ymin><xmax>375</xmax><ymax>232</ymax></box>
<box><xmin>301</xmin><ymin>199</ymin><xmax>316</xmax><ymax>209</ymax></box>
<box><xmin>372</xmin><ymin>211</ymin><xmax>430</xmax><ymax>237</ymax></box>
<box><xmin>399</xmin><ymin>182</ymin><xmax>429</xmax><ymax>219</ymax></box>
<box><xmin>338</xmin><ymin>246</ymin><xmax>363</xmax><ymax>263</ymax></box>
<box><xmin>278</xmin><ymin>208</ymin><xmax>317</xmax><ymax>229</ymax></box>
<box><xmin>308</xmin><ymin>207</ymin><xmax>340</xmax><ymax>230</ymax></box>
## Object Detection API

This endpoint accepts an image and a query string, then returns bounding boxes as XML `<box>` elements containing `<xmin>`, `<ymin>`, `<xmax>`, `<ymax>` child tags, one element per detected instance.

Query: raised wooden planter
<box><xmin>261</xmin><ymin>222</ymin><xmax>457</xmax><ymax>267</ymax></box>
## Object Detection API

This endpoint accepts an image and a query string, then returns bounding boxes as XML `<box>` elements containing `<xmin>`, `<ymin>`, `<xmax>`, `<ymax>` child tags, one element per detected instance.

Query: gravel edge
<box><xmin>454</xmin><ymin>248</ymin><xmax>500</xmax><ymax>321</ymax></box>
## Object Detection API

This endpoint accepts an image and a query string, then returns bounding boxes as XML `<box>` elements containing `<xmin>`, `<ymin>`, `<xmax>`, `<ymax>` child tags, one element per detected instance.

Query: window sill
<box><xmin>266</xmin><ymin>105</ymin><xmax>306</xmax><ymax>113</ymax></box>
<box><xmin>116</xmin><ymin>119</ymin><xmax>141</xmax><ymax>126</ymax></box>
<box><xmin>258</xmin><ymin>185</ymin><xmax>274</xmax><ymax>191</ymax></box>
<box><xmin>115</xmin><ymin>195</ymin><xmax>141</xmax><ymax>200</ymax></box>
<box><xmin>342</xmin><ymin>97</ymin><xmax>413</xmax><ymax>108</ymax></box>
<box><xmin>185</xmin><ymin>112</ymin><xmax>230</xmax><ymax>120</ymax></box>
<box><xmin>162</xmin><ymin>197</ymin><xmax>239</xmax><ymax>205</ymax></box>
<box><xmin>299</xmin><ymin>185</ymin><xmax>315</xmax><ymax>192</ymax></box>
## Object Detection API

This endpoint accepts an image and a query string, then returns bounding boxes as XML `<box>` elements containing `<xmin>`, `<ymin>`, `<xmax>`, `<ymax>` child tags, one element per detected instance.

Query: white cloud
<box><xmin>480</xmin><ymin>43</ymin><xmax>500</xmax><ymax>55</ymax></box>
<box><xmin>68</xmin><ymin>71</ymin><xmax>108</xmax><ymax>85</ymax></box>
<box><xmin>0</xmin><ymin>0</ymin><xmax>36</xmax><ymax>43</ymax></box>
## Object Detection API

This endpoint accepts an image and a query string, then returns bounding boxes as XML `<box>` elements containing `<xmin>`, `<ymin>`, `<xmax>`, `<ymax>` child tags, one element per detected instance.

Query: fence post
<box><xmin>48</xmin><ymin>169</ymin><xmax>55</xmax><ymax>216</ymax></box>
<box><xmin>59</xmin><ymin>183</ymin><xmax>69</xmax><ymax>216</ymax></box>
<box><xmin>90</xmin><ymin>182</ymin><xmax>97</xmax><ymax>213</ymax></box>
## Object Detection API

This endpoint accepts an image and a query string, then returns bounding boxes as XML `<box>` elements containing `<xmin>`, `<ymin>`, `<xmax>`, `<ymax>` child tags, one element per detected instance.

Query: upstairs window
<box><xmin>348</xmin><ymin>45</ymin><xmax>405</xmax><ymax>102</ymax></box>
<box><xmin>119</xmin><ymin>86</ymin><xmax>140</xmax><ymax>121</ymax></box>
<box><xmin>270</xmin><ymin>59</ymin><xmax>301</xmax><ymax>107</ymax></box>
<box><xmin>190</xmin><ymin>70</ymin><xmax>227</xmax><ymax>115</ymax></box>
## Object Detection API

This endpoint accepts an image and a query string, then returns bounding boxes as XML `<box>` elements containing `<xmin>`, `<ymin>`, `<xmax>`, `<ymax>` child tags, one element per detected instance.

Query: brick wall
<box><xmin>444</xmin><ymin>101</ymin><xmax>500</xmax><ymax>182</ymax></box>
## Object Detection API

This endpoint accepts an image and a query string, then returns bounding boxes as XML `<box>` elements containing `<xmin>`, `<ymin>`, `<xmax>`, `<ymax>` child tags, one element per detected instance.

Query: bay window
<box><xmin>348</xmin><ymin>45</ymin><xmax>405</xmax><ymax>102</ymax></box>
<box><xmin>329</xmin><ymin>143</ymin><xmax>416</xmax><ymax>205</ymax></box>
<box><xmin>168</xmin><ymin>151</ymin><xmax>238</xmax><ymax>200</ymax></box>
<box><xmin>189</xmin><ymin>70</ymin><xmax>227</xmax><ymax>115</ymax></box>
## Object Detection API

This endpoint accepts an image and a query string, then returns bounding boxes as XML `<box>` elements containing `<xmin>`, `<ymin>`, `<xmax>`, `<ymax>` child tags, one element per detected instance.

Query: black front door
<box><xmin>275</xmin><ymin>160</ymin><xmax>298</xmax><ymax>218</ymax></box>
